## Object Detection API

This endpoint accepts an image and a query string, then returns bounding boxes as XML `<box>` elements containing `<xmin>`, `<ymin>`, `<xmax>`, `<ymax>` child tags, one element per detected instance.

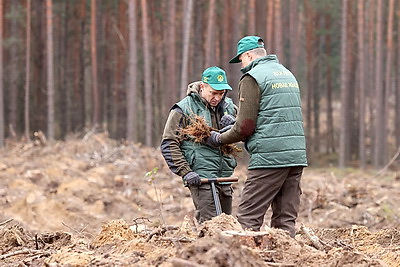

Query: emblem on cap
<box><xmin>217</xmin><ymin>75</ymin><xmax>224</xmax><ymax>82</ymax></box>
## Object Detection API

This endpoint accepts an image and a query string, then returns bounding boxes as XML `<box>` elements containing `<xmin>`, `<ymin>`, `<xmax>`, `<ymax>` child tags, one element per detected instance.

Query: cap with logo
<box><xmin>201</xmin><ymin>66</ymin><xmax>232</xmax><ymax>90</ymax></box>
<box><xmin>229</xmin><ymin>36</ymin><xmax>264</xmax><ymax>63</ymax></box>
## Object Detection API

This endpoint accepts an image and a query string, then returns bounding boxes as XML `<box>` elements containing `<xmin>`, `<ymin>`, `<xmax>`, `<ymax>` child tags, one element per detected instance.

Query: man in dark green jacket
<box><xmin>161</xmin><ymin>66</ymin><xmax>237</xmax><ymax>223</ymax></box>
<box><xmin>207</xmin><ymin>36</ymin><xmax>308</xmax><ymax>237</ymax></box>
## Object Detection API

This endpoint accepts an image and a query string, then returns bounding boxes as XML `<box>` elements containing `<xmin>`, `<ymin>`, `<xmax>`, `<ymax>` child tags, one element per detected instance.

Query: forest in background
<box><xmin>0</xmin><ymin>0</ymin><xmax>399</xmax><ymax>170</ymax></box>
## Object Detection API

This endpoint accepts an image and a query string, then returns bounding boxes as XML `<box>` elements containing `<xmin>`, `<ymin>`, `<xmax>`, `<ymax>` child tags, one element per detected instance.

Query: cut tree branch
<box><xmin>0</xmin><ymin>249</ymin><xmax>41</xmax><ymax>260</ymax></box>
<box><xmin>0</xmin><ymin>218</ymin><xmax>13</xmax><ymax>226</ymax></box>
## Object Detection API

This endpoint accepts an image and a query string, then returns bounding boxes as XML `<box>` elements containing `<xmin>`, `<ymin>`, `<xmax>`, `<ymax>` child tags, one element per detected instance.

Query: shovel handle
<box><xmin>200</xmin><ymin>177</ymin><xmax>239</xmax><ymax>184</ymax></box>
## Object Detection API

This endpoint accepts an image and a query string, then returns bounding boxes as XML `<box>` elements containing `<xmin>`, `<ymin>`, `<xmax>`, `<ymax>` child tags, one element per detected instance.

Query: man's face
<box><xmin>239</xmin><ymin>51</ymin><xmax>252</xmax><ymax>68</ymax></box>
<box><xmin>200</xmin><ymin>83</ymin><xmax>226</xmax><ymax>107</ymax></box>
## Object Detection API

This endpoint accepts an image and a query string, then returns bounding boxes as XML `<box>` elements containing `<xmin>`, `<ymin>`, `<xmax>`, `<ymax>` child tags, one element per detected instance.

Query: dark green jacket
<box><xmin>161</xmin><ymin>82</ymin><xmax>237</xmax><ymax>181</ymax></box>
<box><xmin>176</xmin><ymin>94</ymin><xmax>237</xmax><ymax>179</ymax></box>
<box><xmin>243</xmin><ymin>55</ymin><xmax>308</xmax><ymax>168</ymax></box>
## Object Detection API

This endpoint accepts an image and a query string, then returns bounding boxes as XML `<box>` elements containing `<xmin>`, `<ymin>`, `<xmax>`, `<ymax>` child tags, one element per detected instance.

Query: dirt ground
<box><xmin>0</xmin><ymin>133</ymin><xmax>399</xmax><ymax>266</ymax></box>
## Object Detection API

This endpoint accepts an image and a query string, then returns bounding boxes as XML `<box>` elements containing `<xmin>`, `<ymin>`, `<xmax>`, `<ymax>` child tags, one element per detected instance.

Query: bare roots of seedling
<box><xmin>179</xmin><ymin>115</ymin><xmax>242</xmax><ymax>157</ymax></box>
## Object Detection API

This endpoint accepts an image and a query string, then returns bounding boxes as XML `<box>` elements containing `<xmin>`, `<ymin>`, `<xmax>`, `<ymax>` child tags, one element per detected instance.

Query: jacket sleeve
<box><xmin>220</xmin><ymin>75</ymin><xmax>260</xmax><ymax>144</ymax></box>
<box><xmin>160</xmin><ymin>107</ymin><xmax>192</xmax><ymax>177</ymax></box>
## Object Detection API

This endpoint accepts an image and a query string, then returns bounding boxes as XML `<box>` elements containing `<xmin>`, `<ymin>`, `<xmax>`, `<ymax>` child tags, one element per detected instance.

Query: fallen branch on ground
<box><xmin>168</xmin><ymin>258</ymin><xmax>206</xmax><ymax>267</ymax></box>
<box><xmin>220</xmin><ymin>230</ymin><xmax>271</xmax><ymax>237</ymax></box>
<box><xmin>159</xmin><ymin>236</ymin><xmax>195</xmax><ymax>243</ymax></box>
<box><xmin>146</xmin><ymin>225</ymin><xmax>179</xmax><ymax>242</ymax></box>
<box><xmin>0</xmin><ymin>249</ymin><xmax>42</xmax><ymax>260</ymax></box>
<box><xmin>300</xmin><ymin>224</ymin><xmax>324</xmax><ymax>250</ymax></box>
<box><xmin>0</xmin><ymin>218</ymin><xmax>13</xmax><ymax>227</ymax></box>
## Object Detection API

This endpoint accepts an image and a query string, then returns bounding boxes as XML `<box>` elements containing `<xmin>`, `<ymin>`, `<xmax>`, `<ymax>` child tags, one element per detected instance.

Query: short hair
<box><xmin>248</xmin><ymin>47</ymin><xmax>267</xmax><ymax>57</ymax></box>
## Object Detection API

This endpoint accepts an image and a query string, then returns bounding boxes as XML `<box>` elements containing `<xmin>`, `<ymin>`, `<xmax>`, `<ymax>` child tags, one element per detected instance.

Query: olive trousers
<box><xmin>237</xmin><ymin>166</ymin><xmax>303</xmax><ymax>237</ymax></box>
<box><xmin>188</xmin><ymin>183</ymin><xmax>232</xmax><ymax>223</ymax></box>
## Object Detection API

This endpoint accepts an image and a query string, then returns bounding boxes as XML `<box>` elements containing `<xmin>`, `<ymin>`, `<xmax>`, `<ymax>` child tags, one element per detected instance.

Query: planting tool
<box><xmin>201</xmin><ymin>176</ymin><xmax>239</xmax><ymax>216</ymax></box>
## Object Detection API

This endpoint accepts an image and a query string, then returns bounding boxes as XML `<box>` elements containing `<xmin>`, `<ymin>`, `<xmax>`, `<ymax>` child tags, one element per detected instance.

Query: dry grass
<box><xmin>178</xmin><ymin>114</ymin><xmax>242</xmax><ymax>157</ymax></box>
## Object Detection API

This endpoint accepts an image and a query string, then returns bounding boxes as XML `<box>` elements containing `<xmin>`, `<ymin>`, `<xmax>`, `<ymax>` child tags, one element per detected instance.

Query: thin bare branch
<box><xmin>0</xmin><ymin>218</ymin><xmax>13</xmax><ymax>226</ymax></box>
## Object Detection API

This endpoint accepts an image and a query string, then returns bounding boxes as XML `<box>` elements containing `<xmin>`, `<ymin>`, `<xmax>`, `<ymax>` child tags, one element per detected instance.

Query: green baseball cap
<box><xmin>229</xmin><ymin>36</ymin><xmax>264</xmax><ymax>63</ymax></box>
<box><xmin>201</xmin><ymin>66</ymin><xmax>232</xmax><ymax>90</ymax></box>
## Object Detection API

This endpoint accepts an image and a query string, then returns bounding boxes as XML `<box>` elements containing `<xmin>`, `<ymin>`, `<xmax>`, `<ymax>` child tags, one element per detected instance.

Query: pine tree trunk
<box><xmin>347</xmin><ymin>1</ymin><xmax>357</xmax><ymax>161</ymax></box>
<box><xmin>357</xmin><ymin>0</ymin><xmax>366</xmax><ymax>168</ymax></box>
<box><xmin>339</xmin><ymin>0</ymin><xmax>349</xmax><ymax>168</ymax></box>
<box><xmin>396</xmin><ymin>4</ymin><xmax>400</xmax><ymax>149</ymax></box>
<box><xmin>46</xmin><ymin>0</ymin><xmax>55</xmax><ymax>140</ymax></box>
<box><xmin>289</xmin><ymin>0</ymin><xmax>299</xmax><ymax>74</ymax></box>
<box><xmin>304</xmin><ymin>0</ymin><xmax>314</xmax><ymax>156</ymax></box>
<box><xmin>141</xmin><ymin>0</ymin><xmax>152</xmax><ymax>146</ymax></box>
<box><xmin>367</xmin><ymin>0</ymin><xmax>375</xmax><ymax>165</ymax></box>
<box><xmin>166</xmin><ymin>0</ymin><xmax>176</xmax><ymax>109</ymax></box>
<box><xmin>384</xmin><ymin>0</ymin><xmax>394</xmax><ymax>160</ymax></box>
<box><xmin>9</xmin><ymin>1</ymin><xmax>18</xmax><ymax>137</ymax></box>
<box><xmin>0</xmin><ymin>0</ymin><xmax>4</xmax><ymax>147</ymax></box>
<box><xmin>24</xmin><ymin>0</ymin><xmax>31</xmax><ymax>141</ymax></box>
<box><xmin>325</xmin><ymin>14</ymin><xmax>334</xmax><ymax>154</ymax></box>
<box><xmin>373</xmin><ymin>0</ymin><xmax>384</xmax><ymax>168</ymax></box>
<box><xmin>90</xmin><ymin>0</ymin><xmax>100</xmax><ymax>128</ymax></box>
<box><xmin>179</xmin><ymin>0</ymin><xmax>193</xmax><ymax>97</ymax></box>
<box><xmin>59</xmin><ymin>1</ymin><xmax>69</xmax><ymax>138</ymax></box>
<box><xmin>266</xmin><ymin>0</ymin><xmax>274</xmax><ymax>52</ymax></box>
<box><xmin>247</xmin><ymin>0</ymin><xmax>256</xmax><ymax>34</ymax></box>
<box><xmin>127</xmin><ymin>0</ymin><xmax>137</xmax><ymax>142</ymax></box>
<box><xmin>274</xmin><ymin>0</ymin><xmax>283</xmax><ymax>62</ymax></box>
<box><xmin>205</xmin><ymin>0</ymin><xmax>216</xmax><ymax>67</ymax></box>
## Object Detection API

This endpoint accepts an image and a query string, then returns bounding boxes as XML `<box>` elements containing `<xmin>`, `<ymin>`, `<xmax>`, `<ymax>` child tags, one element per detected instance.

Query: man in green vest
<box><xmin>161</xmin><ymin>66</ymin><xmax>237</xmax><ymax>223</ymax></box>
<box><xmin>206</xmin><ymin>36</ymin><xmax>308</xmax><ymax>237</ymax></box>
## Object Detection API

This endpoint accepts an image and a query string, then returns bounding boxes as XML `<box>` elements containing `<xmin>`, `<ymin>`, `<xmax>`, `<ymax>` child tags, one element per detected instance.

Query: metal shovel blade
<box><xmin>210</xmin><ymin>181</ymin><xmax>222</xmax><ymax>216</ymax></box>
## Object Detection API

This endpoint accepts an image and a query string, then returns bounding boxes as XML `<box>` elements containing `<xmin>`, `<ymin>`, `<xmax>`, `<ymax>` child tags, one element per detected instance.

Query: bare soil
<box><xmin>0</xmin><ymin>134</ymin><xmax>399</xmax><ymax>266</ymax></box>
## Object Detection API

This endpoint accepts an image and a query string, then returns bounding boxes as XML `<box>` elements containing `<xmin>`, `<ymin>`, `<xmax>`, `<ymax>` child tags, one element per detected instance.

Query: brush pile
<box><xmin>178</xmin><ymin>114</ymin><xmax>242</xmax><ymax>156</ymax></box>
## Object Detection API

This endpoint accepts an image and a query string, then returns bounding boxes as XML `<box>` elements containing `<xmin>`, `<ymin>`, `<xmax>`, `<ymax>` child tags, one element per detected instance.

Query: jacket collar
<box><xmin>240</xmin><ymin>54</ymin><xmax>279</xmax><ymax>73</ymax></box>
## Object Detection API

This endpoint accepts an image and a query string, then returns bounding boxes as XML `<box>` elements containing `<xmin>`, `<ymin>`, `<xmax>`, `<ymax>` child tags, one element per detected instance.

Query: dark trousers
<box><xmin>237</xmin><ymin>166</ymin><xmax>303</xmax><ymax>237</ymax></box>
<box><xmin>188</xmin><ymin>183</ymin><xmax>232</xmax><ymax>223</ymax></box>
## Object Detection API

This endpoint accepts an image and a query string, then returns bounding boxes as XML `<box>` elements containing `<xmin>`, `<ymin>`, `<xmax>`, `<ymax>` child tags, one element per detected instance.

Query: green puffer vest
<box><xmin>242</xmin><ymin>55</ymin><xmax>308</xmax><ymax>168</ymax></box>
<box><xmin>176</xmin><ymin>93</ymin><xmax>237</xmax><ymax>179</ymax></box>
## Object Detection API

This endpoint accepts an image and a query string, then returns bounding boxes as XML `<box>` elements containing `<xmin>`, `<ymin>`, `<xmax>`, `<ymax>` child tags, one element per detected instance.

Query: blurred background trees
<box><xmin>0</xmin><ymin>0</ymin><xmax>399</xmax><ymax>169</ymax></box>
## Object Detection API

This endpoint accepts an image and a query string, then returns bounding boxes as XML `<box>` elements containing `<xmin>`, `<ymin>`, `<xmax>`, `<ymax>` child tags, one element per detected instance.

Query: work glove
<box><xmin>206</xmin><ymin>131</ymin><xmax>222</xmax><ymax>148</ymax></box>
<box><xmin>183</xmin><ymin>171</ymin><xmax>201</xmax><ymax>186</ymax></box>
<box><xmin>220</xmin><ymin>124</ymin><xmax>233</xmax><ymax>133</ymax></box>
<box><xmin>220</xmin><ymin>114</ymin><xmax>236</xmax><ymax>128</ymax></box>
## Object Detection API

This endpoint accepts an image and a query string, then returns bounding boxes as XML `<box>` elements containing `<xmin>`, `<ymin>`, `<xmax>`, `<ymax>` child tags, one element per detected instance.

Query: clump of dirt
<box><xmin>198</xmin><ymin>213</ymin><xmax>242</xmax><ymax>238</ymax></box>
<box><xmin>46</xmin><ymin>250</ymin><xmax>93</xmax><ymax>267</ymax></box>
<box><xmin>90</xmin><ymin>219</ymin><xmax>136</xmax><ymax>249</ymax></box>
<box><xmin>176</xmin><ymin>233</ymin><xmax>266</xmax><ymax>267</ymax></box>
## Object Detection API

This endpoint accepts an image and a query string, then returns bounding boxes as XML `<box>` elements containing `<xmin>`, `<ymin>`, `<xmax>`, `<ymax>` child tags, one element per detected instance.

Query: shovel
<box><xmin>200</xmin><ymin>177</ymin><xmax>239</xmax><ymax>216</ymax></box>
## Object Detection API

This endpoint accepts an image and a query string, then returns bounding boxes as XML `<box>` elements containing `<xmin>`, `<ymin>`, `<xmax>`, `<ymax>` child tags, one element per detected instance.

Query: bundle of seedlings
<box><xmin>178</xmin><ymin>114</ymin><xmax>242</xmax><ymax>156</ymax></box>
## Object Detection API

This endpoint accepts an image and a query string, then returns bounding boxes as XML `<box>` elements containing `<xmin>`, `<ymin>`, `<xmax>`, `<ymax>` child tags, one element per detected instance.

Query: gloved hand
<box><xmin>220</xmin><ymin>114</ymin><xmax>236</xmax><ymax>128</ymax></box>
<box><xmin>183</xmin><ymin>171</ymin><xmax>201</xmax><ymax>186</ymax></box>
<box><xmin>206</xmin><ymin>131</ymin><xmax>222</xmax><ymax>147</ymax></box>
<box><xmin>220</xmin><ymin>124</ymin><xmax>233</xmax><ymax>133</ymax></box>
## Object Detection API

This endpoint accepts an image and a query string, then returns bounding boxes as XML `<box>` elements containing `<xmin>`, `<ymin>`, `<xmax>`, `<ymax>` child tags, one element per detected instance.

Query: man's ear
<box><xmin>199</xmin><ymin>83</ymin><xmax>204</xmax><ymax>92</ymax></box>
